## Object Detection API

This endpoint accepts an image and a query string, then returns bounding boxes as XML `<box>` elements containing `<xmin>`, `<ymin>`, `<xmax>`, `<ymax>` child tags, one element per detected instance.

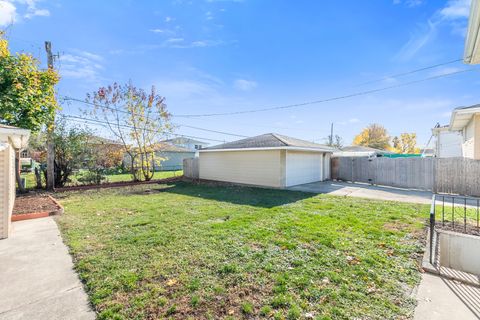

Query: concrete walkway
<box><xmin>289</xmin><ymin>181</ymin><xmax>433</xmax><ymax>204</ymax></box>
<box><xmin>414</xmin><ymin>273</ymin><xmax>480</xmax><ymax>320</ymax></box>
<box><xmin>0</xmin><ymin>218</ymin><xmax>95</xmax><ymax>320</ymax></box>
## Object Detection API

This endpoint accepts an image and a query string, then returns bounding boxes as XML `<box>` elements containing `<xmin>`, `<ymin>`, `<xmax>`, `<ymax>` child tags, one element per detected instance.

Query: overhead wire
<box><xmin>60</xmin><ymin>96</ymin><xmax>247</xmax><ymax>138</ymax></box>
<box><xmin>58</xmin><ymin>114</ymin><xmax>227</xmax><ymax>143</ymax></box>
<box><xmin>172</xmin><ymin>68</ymin><xmax>478</xmax><ymax>118</ymax></box>
<box><xmin>353</xmin><ymin>58</ymin><xmax>464</xmax><ymax>87</ymax></box>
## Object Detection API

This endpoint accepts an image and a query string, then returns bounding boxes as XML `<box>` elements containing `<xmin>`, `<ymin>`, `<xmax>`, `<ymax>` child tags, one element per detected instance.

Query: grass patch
<box><xmin>57</xmin><ymin>181</ymin><xmax>427</xmax><ymax>319</ymax></box>
<box><xmin>21</xmin><ymin>170</ymin><xmax>182</xmax><ymax>189</ymax></box>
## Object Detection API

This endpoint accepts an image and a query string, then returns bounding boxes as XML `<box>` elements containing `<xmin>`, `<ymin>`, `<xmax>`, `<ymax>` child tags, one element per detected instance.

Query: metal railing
<box><xmin>429</xmin><ymin>194</ymin><xmax>480</xmax><ymax>264</ymax></box>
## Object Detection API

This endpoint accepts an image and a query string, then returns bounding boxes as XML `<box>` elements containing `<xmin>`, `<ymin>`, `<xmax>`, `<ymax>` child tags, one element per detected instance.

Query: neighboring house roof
<box><xmin>163</xmin><ymin>137</ymin><xmax>209</xmax><ymax>145</ymax></box>
<box><xmin>153</xmin><ymin>143</ymin><xmax>195</xmax><ymax>153</ymax></box>
<box><xmin>339</xmin><ymin>145</ymin><xmax>392</xmax><ymax>153</ymax></box>
<box><xmin>449</xmin><ymin>104</ymin><xmax>480</xmax><ymax>131</ymax></box>
<box><xmin>432</xmin><ymin>125</ymin><xmax>450</xmax><ymax>134</ymax></box>
<box><xmin>202</xmin><ymin>133</ymin><xmax>334</xmax><ymax>152</ymax></box>
<box><xmin>464</xmin><ymin>0</ymin><xmax>480</xmax><ymax>64</ymax></box>
<box><xmin>333</xmin><ymin>145</ymin><xmax>394</xmax><ymax>157</ymax></box>
<box><xmin>420</xmin><ymin>148</ymin><xmax>435</xmax><ymax>156</ymax></box>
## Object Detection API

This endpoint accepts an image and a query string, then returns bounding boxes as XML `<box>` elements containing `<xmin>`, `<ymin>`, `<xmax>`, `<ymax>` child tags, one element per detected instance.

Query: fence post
<box><xmin>429</xmin><ymin>194</ymin><xmax>436</xmax><ymax>265</ymax></box>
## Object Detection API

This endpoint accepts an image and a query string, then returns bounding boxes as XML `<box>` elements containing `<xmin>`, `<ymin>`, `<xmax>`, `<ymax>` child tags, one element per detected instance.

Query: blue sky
<box><xmin>1</xmin><ymin>0</ymin><xmax>478</xmax><ymax>147</ymax></box>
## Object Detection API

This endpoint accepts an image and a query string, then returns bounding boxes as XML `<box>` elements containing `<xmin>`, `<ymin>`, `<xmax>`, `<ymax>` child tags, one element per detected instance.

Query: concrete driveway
<box><xmin>0</xmin><ymin>217</ymin><xmax>95</xmax><ymax>320</ymax></box>
<box><xmin>288</xmin><ymin>180</ymin><xmax>433</xmax><ymax>204</ymax></box>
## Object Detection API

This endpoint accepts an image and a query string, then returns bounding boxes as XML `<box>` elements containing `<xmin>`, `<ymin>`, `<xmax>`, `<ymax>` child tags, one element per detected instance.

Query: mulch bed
<box><xmin>54</xmin><ymin>176</ymin><xmax>182</xmax><ymax>192</ymax></box>
<box><xmin>12</xmin><ymin>194</ymin><xmax>63</xmax><ymax>221</ymax></box>
<box><xmin>436</xmin><ymin>223</ymin><xmax>480</xmax><ymax>237</ymax></box>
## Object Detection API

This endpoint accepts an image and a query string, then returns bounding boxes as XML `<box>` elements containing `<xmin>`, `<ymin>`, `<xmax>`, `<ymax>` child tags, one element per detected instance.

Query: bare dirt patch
<box><xmin>13</xmin><ymin>194</ymin><xmax>62</xmax><ymax>215</ymax></box>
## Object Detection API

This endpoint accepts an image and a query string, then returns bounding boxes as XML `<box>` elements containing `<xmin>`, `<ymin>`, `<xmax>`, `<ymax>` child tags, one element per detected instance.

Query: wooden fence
<box><xmin>183</xmin><ymin>158</ymin><xmax>199</xmax><ymax>179</ymax></box>
<box><xmin>332</xmin><ymin>157</ymin><xmax>480</xmax><ymax>197</ymax></box>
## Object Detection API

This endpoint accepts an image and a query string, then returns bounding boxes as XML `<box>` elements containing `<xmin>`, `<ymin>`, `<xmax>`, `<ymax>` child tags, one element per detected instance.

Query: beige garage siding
<box><xmin>199</xmin><ymin>150</ymin><xmax>284</xmax><ymax>188</ymax></box>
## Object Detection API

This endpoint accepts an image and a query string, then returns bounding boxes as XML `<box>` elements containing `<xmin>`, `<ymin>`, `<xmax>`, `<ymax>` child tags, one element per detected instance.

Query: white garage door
<box><xmin>286</xmin><ymin>151</ymin><xmax>323</xmax><ymax>187</ymax></box>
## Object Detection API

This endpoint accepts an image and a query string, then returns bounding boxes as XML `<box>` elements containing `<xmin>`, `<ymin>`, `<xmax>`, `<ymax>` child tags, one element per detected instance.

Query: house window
<box><xmin>195</xmin><ymin>145</ymin><xmax>201</xmax><ymax>150</ymax></box>
<box><xmin>21</xmin><ymin>150</ymin><xmax>28</xmax><ymax>158</ymax></box>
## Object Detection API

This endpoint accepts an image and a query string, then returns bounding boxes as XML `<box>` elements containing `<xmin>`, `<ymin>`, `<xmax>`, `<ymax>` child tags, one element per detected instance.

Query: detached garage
<box><xmin>199</xmin><ymin>133</ymin><xmax>334</xmax><ymax>188</ymax></box>
<box><xmin>0</xmin><ymin>124</ymin><xmax>30</xmax><ymax>239</ymax></box>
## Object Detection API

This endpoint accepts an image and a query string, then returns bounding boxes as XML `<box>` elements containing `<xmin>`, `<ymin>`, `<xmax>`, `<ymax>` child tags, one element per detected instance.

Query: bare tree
<box><xmin>86</xmin><ymin>82</ymin><xmax>172</xmax><ymax>181</ymax></box>
<box><xmin>325</xmin><ymin>134</ymin><xmax>343</xmax><ymax>149</ymax></box>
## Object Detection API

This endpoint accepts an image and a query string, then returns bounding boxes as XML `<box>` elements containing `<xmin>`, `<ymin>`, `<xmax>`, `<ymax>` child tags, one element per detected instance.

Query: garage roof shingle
<box><xmin>203</xmin><ymin>133</ymin><xmax>334</xmax><ymax>152</ymax></box>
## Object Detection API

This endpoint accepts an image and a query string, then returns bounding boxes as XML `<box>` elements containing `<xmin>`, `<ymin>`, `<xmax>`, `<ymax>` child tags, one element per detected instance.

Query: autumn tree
<box><xmin>86</xmin><ymin>82</ymin><xmax>172</xmax><ymax>181</ymax></box>
<box><xmin>0</xmin><ymin>32</ymin><xmax>59</xmax><ymax>192</ymax></box>
<box><xmin>391</xmin><ymin>133</ymin><xmax>420</xmax><ymax>154</ymax></box>
<box><xmin>81</xmin><ymin>137</ymin><xmax>125</xmax><ymax>185</ymax></box>
<box><xmin>352</xmin><ymin>123</ymin><xmax>391</xmax><ymax>150</ymax></box>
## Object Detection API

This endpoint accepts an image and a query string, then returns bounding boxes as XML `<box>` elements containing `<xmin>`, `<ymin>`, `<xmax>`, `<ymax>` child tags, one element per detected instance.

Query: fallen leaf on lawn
<box><xmin>346</xmin><ymin>255</ymin><xmax>361</xmax><ymax>265</ymax></box>
<box><xmin>166</xmin><ymin>279</ymin><xmax>177</xmax><ymax>286</ymax></box>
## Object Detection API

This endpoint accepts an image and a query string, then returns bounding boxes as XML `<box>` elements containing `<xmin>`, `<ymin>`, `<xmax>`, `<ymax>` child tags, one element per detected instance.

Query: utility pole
<box><xmin>45</xmin><ymin>41</ymin><xmax>55</xmax><ymax>190</ymax></box>
<box><xmin>329</xmin><ymin>122</ymin><xmax>334</xmax><ymax>146</ymax></box>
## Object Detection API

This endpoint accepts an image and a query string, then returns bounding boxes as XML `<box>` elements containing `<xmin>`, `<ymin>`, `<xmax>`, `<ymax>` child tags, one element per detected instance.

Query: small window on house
<box><xmin>195</xmin><ymin>145</ymin><xmax>201</xmax><ymax>150</ymax></box>
<box><xmin>21</xmin><ymin>150</ymin><xmax>28</xmax><ymax>158</ymax></box>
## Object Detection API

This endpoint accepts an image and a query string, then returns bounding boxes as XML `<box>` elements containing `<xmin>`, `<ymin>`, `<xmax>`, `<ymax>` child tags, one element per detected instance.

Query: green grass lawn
<box><xmin>102</xmin><ymin>171</ymin><xmax>183</xmax><ymax>183</ymax></box>
<box><xmin>57</xmin><ymin>182</ymin><xmax>427</xmax><ymax>320</ymax></box>
<box><xmin>21</xmin><ymin>170</ymin><xmax>182</xmax><ymax>189</ymax></box>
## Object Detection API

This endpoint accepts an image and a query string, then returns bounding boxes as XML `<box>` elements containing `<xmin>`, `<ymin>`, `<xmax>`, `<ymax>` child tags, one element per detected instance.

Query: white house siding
<box><xmin>472</xmin><ymin>114</ymin><xmax>480</xmax><ymax>160</ymax></box>
<box><xmin>0</xmin><ymin>148</ymin><xmax>6</xmax><ymax>239</ymax></box>
<box><xmin>285</xmin><ymin>151</ymin><xmax>323</xmax><ymax>187</ymax></box>
<box><xmin>155</xmin><ymin>151</ymin><xmax>195</xmax><ymax>171</ymax></box>
<box><xmin>463</xmin><ymin>118</ymin><xmax>476</xmax><ymax>159</ymax></box>
<box><xmin>123</xmin><ymin>151</ymin><xmax>195</xmax><ymax>171</ymax></box>
<box><xmin>436</xmin><ymin>130</ymin><xmax>463</xmax><ymax>158</ymax></box>
<box><xmin>199</xmin><ymin>150</ymin><xmax>284</xmax><ymax>188</ymax></box>
<box><xmin>0</xmin><ymin>144</ymin><xmax>14</xmax><ymax>239</ymax></box>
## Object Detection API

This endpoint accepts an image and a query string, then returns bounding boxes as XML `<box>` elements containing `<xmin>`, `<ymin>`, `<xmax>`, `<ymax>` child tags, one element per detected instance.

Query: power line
<box><xmin>58</xmin><ymin>114</ymin><xmax>227</xmax><ymax>143</ymax></box>
<box><xmin>353</xmin><ymin>58</ymin><xmax>464</xmax><ymax>87</ymax></box>
<box><xmin>173</xmin><ymin>68</ymin><xmax>478</xmax><ymax>118</ymax></box>
<box><xmin>61</xmin><ymin>60</ymin><xmax>475</xmax><ymax>123</ymax></box>
<box><xmin>176</xmin><ymin>124</ymin><xmax>248</xmax><ymax>138</ymax></box>
<box><xmin>61</xmin><ymin>96</ymin><xmax>246</xmax><ymax>138</ymax></box>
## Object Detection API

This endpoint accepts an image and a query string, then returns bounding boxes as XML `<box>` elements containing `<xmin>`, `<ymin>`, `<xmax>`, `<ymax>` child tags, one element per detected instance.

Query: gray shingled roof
<box><xmin>454</xmin><ymin>104</ymin><xmax>480</xmax><ymax>110</ymax></box>
<box><xmin>203</xmin><ymin>133</ymin><xmax>334</xmax><ymax>151</ymax></box>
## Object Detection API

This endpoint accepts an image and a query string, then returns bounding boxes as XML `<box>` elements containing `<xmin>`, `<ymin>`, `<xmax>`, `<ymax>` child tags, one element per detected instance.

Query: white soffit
<box><xmin>465</xmin><ymin>0</ymin><xmax>480</xmax><ymax>64</ymax></box>
<box><xmin>0</xmin><ymin>127</ymin><xmax>30</xmax><ymax>149</ymax></box>
<box><xmin>450</xmin><ymin>107</ymin><xmax>480</xmax><ymax>130</ymax></box>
